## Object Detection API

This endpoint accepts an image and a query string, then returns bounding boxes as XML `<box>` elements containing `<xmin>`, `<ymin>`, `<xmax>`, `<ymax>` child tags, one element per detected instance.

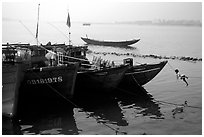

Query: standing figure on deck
<box><xmin>175</xmin><ymin>69</ymin><xmax>189</xmax><ymax>86</ymax></box>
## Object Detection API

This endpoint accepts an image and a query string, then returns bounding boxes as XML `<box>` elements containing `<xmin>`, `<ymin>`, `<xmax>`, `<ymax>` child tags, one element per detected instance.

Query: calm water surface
<box><xmin>2</xmin><ymin>21</ymin><xmax>202</xmax><ymax>135</ymax></box>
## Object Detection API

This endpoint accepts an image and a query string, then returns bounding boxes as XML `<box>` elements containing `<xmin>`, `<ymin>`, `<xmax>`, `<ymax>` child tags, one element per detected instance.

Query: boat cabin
<box><xmin>123</xmin><ymin>58</ymin><xmax>133</xmax><ymax>66</ymax></box>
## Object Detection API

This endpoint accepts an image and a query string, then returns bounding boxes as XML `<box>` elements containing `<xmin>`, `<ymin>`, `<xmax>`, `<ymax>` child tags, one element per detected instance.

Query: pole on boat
<box><xmin>36</xmin><ymin>3</ymin><xmax>40</xmax><ymax>46</ymax></box>
<box><xmin>66</xmin><ymin>10</ymin><xmax>71</xmax><ymax>45</ymax></box>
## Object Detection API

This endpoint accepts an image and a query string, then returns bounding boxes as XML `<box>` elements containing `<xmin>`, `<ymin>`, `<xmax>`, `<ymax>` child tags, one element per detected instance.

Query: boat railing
<box><xmin>2</xmin><ymin>47</ymin><xmax>29</xmax><ymax>63</ymax></box>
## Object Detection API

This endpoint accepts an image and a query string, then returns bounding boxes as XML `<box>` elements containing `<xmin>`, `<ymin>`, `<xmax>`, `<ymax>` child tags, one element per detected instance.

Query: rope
<box><xmin>30</xmin><ymin>70</ymin><xmax>126</xmax><ymax>135</ymax></box>
<box><xmin>167</xmin><ymin>62</ymin><xmax>175</xmax><ymax>71</ymax></box>
<box><xmin>47</xmin><ymin>22</ymin><xmax>69</xmax><ymax>40</ymax></box>
<box><xmin>19</xmin><ymin>20</ymin><xmax>36</xmax><ymax>40</ymax></box>
<box><xmin>19</xmin><ymin>20</ymin><xmax>90</xmax><ymax>63</ymax></box>
<box><xmin>187</xmin><ymin>76</ymin><xmax>202</xmax><ymax>79</ymax></box>
<box><xmin>32</xmin><ymin>71</ymin><xmax>78</xmax><ymax>108</ymax></box>
<box><xmin>153</xmin><ymin>100</ymin><xmax>202</xmax><ymax>109</ymax></box>
<box><xmin>115</xmin><ymin>73</ymin><xmax>202</xmax><ymax>110</ymax></box>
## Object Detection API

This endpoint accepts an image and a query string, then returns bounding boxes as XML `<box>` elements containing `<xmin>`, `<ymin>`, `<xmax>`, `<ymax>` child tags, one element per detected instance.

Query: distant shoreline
<box><xmin>3</xmin><ymin>18</ymin><xmax>201</xmax><ymax>27</ymax></box>
<box><xmin>114</xmin><ymin>20</ymin><xmax>202</xmax><ymax>27</ymax></box>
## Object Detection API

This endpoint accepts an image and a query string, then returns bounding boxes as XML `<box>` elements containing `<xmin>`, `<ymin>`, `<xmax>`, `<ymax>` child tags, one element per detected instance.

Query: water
<box><xmin>2</xmin><ymin>21</ymin><xmax>202</xmax><ymax>135</ymax></box>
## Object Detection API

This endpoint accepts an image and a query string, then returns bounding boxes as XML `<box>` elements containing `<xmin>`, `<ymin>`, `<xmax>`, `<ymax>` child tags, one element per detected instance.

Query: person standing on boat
<box><xmin>45</xmin><ymin>51</ymin><xmax>56</xmax><ymax>66</ymax></box>
<box><xmin>175</xmin><ymin>69</ymin><xmax>189</xmax><ymax>86</ymax></box>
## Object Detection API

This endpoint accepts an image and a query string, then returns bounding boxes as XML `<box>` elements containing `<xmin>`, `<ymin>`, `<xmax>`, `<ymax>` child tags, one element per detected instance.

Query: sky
<box><xmin>2</xmin><ymin>1</ymin><xmax>202</xmax><ymax>23</ymax></box>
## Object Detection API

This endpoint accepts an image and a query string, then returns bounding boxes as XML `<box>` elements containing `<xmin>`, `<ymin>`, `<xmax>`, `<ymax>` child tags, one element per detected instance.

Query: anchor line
<box><xmin>115</xmin><ymin>73</ymin><xmax>202</xmax><ymax>110</ymax></box>
<box><xmin>30</xmin><ymin>71</ymin><xmax>126</xmax><ymax>135</ymax></box>
<box><xmin>153</xmin><ymin>100</ymin><xmax>202</xmax><ymax>109</ymax></box>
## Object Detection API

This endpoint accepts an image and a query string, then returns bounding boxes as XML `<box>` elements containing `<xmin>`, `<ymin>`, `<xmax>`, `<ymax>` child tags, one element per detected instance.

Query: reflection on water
<box><xmin>2</xmin><ymin>84</ymin><xmax>163</xmax><ymax>135</ymax></box>
<box><xmin>74</xmin><ymin>93</ymin><xmax>129</xmax><ymax>127</ymax></box>
<box><xmin>18</xmin><ymin>106</ymin><xmax>79</xmax><ymax>135</ymax></box>
<box><xmin>116</xmin><ymin>93</ymin><xmax>163</xmax><ymax>120</ymax></box>
<box><xmin>2</xmin><ymin>117</ymin><xmax>22</xmax><ymax>135</ymax></box>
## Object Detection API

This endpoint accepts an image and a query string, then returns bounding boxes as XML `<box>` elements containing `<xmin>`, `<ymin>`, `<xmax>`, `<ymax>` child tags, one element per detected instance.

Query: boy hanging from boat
<box><xmin>175</xmin><ymin>69</ymin><xmax>189</xmax><ymax>86</ymax></box>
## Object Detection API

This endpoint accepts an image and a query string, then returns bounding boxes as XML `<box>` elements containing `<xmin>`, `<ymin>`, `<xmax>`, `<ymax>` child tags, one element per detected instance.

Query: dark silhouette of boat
<box><xmin>20</xmin><ymin>45</ymin><xmax>79</xmax><ymax>96</ymax></box>
<box><xmin>43</xmin><ymin>43</ymin><xmax>129</xmax><ymax>93</ymax></box>
<box><xmin>83</xmin><ymin>23</ymin><xmax>91</xmax><ymax>26</ymax></box>
<box><xmin>75</xmin><ymin>65</ymin><xmax>129</xmax><ymax>94</ymax></box>
<box><xmin>2</xmin><ymin>44</ymin><xmax>79</xmax><ymax>118</ymax></box>
<box><xmin>2</xmin><ymin>5</ymin><xmax>80</xmax><ymax>118</ymax></box>
<box><xmin>123</xmin><ymin>58</ymin><xmax>167</xmax><ymax>86</ymax></box>
<box><xmin>2</xmin><ymin>47</ymin><xmax>25</xmax><ymax>118</ymax></box>
<box><xmin>81</xmin><ymin>37</ymin><xmax>140</xmax><ymax>47</ymax></box>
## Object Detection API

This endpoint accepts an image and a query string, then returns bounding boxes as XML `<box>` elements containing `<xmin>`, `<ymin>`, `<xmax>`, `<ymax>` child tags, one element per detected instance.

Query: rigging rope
<box><xmin>19</xmin><ymin>20</ymin><xmax>36</xmax><ymax>40</ymax></box>
<box><xmin>19</xmin><ymin>20</ymin><xmax>89</xmax><ymax>63</ymax></box>
<box><xmin>47</xmin><ymin>22</ymin><xmax>69</xmax><ymax>40</ymax></box>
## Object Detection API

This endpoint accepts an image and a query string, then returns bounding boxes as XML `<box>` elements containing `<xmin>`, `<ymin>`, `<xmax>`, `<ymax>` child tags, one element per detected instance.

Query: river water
<box><xmin>2</xmin><ymin>21</ymin><xmax>202</xmax><ymax>135</ymax></box>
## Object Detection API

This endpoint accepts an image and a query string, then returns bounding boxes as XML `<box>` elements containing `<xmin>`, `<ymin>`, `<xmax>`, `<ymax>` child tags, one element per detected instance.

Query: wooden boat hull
<box><xmin>20</xmin><ymin>64</ymin><xmax>79</xmax><ymax>99</ymax></box>
<box><xmin>2</xmin><ymin>63</ymin><xmax>25</xmax><ymax>118</ymax></box>
<box><xmin>81</xmin><ymin>37</ymin><xmax>140</xmax><ymax>47</ymax></box>
<box><xmin>124</xmin><ymin>61</ymin><xmax>167</xmax><ymax>86</ymax></box>
<box><xmin>75</xmin><ymin>65</ymin><xmax>129</xmax><ymax>94</ymax></box>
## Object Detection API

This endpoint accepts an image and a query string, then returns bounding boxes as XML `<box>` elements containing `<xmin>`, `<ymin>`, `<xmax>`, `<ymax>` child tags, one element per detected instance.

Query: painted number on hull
<box><xmin>27</xmin><ymin>76</ymin><xmax>63</xmax><ymax>85</ymax></box>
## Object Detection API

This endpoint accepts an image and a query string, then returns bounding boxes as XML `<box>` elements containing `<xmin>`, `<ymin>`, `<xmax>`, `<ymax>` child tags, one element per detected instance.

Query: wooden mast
<box><xmin>66</xmin><ymin>10</ymin><xmax>71</xmax><ymax>45</ymax></box>
<box><xmin>36</xmin><ymin>4</ymin><xmax>40</xmax><ymax>46</ymax></box>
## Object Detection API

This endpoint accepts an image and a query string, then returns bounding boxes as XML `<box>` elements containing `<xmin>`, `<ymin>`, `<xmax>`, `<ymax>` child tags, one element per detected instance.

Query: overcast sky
<box><xmin>2</xmin><ymin>2</ymin><xmax>202</xmax><ymax>23</ymax></box>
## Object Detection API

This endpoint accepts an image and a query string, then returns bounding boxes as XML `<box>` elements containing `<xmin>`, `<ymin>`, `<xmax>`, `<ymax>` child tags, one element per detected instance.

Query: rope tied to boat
<box><xmin>30</xmin><ymin>71</ymin><xmax>127</xmax><ymax>135</ymax></box>
<box><xmin>125</xmin><ymin>74</ymin><xmax>202</xmax><ymax>110</ymax></box>
<box><xmin>168</xmin><ymin>62</ymin><xmax>201</xmax><ymax>78</ymax></box>
<box><xmin>167</xmin><ymin>62</ymin><xmax>189</xmax><ymax>86</ymax></box>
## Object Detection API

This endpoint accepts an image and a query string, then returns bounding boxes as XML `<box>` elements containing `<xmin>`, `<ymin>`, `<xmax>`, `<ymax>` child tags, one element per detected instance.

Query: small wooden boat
<box><xmin>123</xmin><ymin>58</ymin><xmax>168</xmax><ymax>86</ymax></box>
<box><xmin>43</xmin><ymin>43</ymin><xmax>129</xmax><ymax>93</ymax></box>
<box><xmin>81</xmin><ymin>37</ymin><xmax>140</xmax><ymax>47</ymax></box>
<box><xmin>2</xmin><ymin>47</ymin><xmax>25</xmax><ymax>118</ymax></box>
<box><xmin>75</xmin><ymin>65</ymin><xmax>129</xmax><ymax>93</ymax></box>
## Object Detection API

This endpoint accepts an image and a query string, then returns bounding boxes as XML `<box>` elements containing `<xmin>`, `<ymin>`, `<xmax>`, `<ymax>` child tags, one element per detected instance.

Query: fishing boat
<box><xmin>123</xmin><ymin>58</ymin><xmax>168</xmax><ymax>86</ymax></box>
<box><xmin>2</xmin><ymin>44</ymin><xmax>80</xmax><ymax>117</ymax></box>
<box><xmin>75</xmin><ymin>65</ymin><xmax>129</xmax><ymax>94</ymax></box>
<box><xmin>42</xmin><ymin>43</ymin><xmax>129</xmax><ymax>93</ymax></box>
<box><xmin>17</xmin><ymin>44</ymin><xmax>79</xmax><ymax>97</ymax></box>
<box><xmin>42</xmin><ymin>12</ymin><xmax>130</xmax><ymax>93</ymax></box>
<box><xmin>81</xmin><ymin>37</ymin><xmax>140</xmax><ymax>47</ymax></box>
<box><xmin>2</xmin><ymin>47</ymin><xmax>25</xmax><ymax>118</ymax></box>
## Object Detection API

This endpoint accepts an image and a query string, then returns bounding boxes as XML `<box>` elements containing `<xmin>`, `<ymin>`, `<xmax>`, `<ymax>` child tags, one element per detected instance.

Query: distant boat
<box><xmin>123</xmin><ymin>58</ymin><xmax>167</xmax><ymax>86</ymax></box>
<box><xmin>83</xmin><ymin>23</ymin><xmax>91</xmax><ymax>26</ymax></box>
<box><xmin>81</xmin><ymin>37</ymin><xmax>140</xmax><ymax>47</ymax></box>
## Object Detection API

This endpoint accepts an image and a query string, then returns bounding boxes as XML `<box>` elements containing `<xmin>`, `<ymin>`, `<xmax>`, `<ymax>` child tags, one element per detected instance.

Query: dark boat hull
<box><xmin>75</xmin><ymin>65</ymin><xmax>129</xmax><ymax>94</ymax></box>
<box><xmin>21</xmin><ymin>64</ymin><xmax>79</xmax><ymax>99</ymax></box>
<box><xmin>81</xmin><ymin>37</ymin><xmax>140</xmax><ymax>47</ymax></box>
<box><xmin>124</xmin><ymin>61</ymin><xmax>167</xmax><ymax>86</ymax></box>
<box><xmin>2</xmin><ymin>63</ymin><xmax>25</xmax><ymax>118</ymax></box>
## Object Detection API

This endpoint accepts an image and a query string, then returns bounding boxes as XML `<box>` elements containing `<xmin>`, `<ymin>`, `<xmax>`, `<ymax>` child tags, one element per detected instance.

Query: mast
<box><xmin>66</xmin><ymin>11</ymin><xmax>71</xmax><ymax>45</ymax></box>
<box><xmin>35</xmin><ymin>4</ymin><xmax>40</xmax><ymax>46</ymax></box>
